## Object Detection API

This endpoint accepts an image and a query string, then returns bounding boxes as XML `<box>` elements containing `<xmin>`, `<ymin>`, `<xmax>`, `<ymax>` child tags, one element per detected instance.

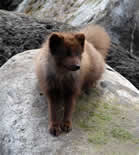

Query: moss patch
<box><xmin>111</xmin><ymin>127</ymin><xmax>132</xmax><ymax>141</ymax></box>
<box><xmin>88</xmin><ymin>130</ymin><xmax>108</xmax><ymax>144</ymax></box>
<box><xmin>74</xmin><ymin>88</ymin><xmax>139</xmax><ymax>145</ymax></box>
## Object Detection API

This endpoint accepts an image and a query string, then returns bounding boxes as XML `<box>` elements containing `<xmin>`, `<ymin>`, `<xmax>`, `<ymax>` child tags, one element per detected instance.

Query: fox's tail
<box><xmin>80</xmin><ymin>24</ymin><xmax>110</xmax><ymax>59</ymax></box>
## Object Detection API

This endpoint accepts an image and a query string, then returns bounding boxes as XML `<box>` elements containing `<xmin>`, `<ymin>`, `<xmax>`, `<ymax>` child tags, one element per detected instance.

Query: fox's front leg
<box><xmin>61</xmin><ymin>95</ymin><xmax>76</xmax><ymax>132</ymax></box>
<box><xmin>47</xmin><ymin>97</ymin><xmax>61</xmax><ymax>136</ymax></box>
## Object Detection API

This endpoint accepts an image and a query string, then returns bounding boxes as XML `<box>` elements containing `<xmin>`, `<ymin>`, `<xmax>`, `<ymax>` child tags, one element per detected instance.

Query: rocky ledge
<box><xmin>0</xmin><ymin>49</ymin><xmax>139</xmax><ymax>155</ymax></box>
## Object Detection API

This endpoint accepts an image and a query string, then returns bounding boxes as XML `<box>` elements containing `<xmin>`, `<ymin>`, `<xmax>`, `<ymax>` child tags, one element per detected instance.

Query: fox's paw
<box><xmin>49</xmin><ymin>123</ymin><xmax>61</xmax><ymax>136</ymax></box>
<box><xmin>61</xmin><ymin>120</ymin><xmax>72</xmax><ymax>133</ymax></box>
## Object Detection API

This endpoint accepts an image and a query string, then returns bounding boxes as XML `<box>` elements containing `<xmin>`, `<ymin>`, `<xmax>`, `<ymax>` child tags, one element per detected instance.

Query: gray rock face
<box><xmin>16</xmin><ymin>0</ymin><xmax>110</xmax><ymax>26</ymax></box>
<box><xmin>97</xmin><ymin>0</ymin><xmax>139</xmax><ymax>89</ymax></box>
<box><xmin>0</xmin><ymin>10</ymin><xmax>74</xmax><ymax>67</ymax></box>
<box><xmin>0</xmin><ymin>49</ymin><xmax>139</xmax><ymax>155</ymax></box>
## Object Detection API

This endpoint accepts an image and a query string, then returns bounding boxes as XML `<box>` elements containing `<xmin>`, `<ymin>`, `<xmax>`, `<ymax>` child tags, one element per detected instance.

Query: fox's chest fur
<box><xmin>46</xmin><ymin>68</ymin><xmax>80</xmax><ymax>98</ymax></box>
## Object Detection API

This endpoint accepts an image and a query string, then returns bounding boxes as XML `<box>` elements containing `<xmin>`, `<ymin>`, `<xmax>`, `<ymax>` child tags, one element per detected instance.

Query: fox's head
<box><xmin>48</xmin><ymin>32</ymin><xmax>85</xmax><ymax>71</ymax></box>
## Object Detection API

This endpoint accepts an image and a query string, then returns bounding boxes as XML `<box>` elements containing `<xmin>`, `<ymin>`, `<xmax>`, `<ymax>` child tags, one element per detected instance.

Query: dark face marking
<box><xmin>49</xmin><ymin>32</ymin><xmax>85</xmax><ymax>71</ymax></box>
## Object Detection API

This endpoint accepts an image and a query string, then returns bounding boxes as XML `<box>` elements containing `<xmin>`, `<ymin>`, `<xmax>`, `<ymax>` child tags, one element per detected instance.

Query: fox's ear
<box><xmin>49</xmin><ymin>33</ymin><xmax>64</xmax><ymax>55</ymax></box>
<box><xmin>75</xmin><ymin>33</ymin><xmax>85</xmax><ymax>47</ymax></box>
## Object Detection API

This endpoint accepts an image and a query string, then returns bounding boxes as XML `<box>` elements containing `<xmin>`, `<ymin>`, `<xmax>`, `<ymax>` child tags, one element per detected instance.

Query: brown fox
<box><xmin>35</xmin><ymin>24</ymin><xmax>110</xmax><ymax>136</ymax></box>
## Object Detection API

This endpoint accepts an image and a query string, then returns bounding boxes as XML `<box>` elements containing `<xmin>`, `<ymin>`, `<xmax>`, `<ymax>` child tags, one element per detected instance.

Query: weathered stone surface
<box><xmin>16</xmin><ymin>0</ymin><xmax>139</xmax><ymax>27</ymax></box>
<box><xmin>16</xmin><ymin>0</ymin><xmax>110</xmax><ymax>26</ymax></box>
<box><xmin>93</xmin><ymin>0</ymin><xmax>139</xmax><ymax>89</ymax></box>
<box><xmin>0</xmin><ymin>49</ymin><xmax>139</xmax><ymax>155</ymax></box>
<box><xmin>0</xmin><ymin>10</ymin><xmax>74</xmax><ymax>67</ymax></box>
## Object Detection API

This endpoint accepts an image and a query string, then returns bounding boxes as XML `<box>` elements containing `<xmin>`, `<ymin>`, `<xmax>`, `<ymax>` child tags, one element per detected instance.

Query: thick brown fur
<box><xmin>35</xmin><ymin>24</ymin><xmax>110</xmax><ymax>136</ymax></box>
<box><xmin>80</xmin><ymin>24</ymin><xmax>110</xmax><ymax>59</ymax></box>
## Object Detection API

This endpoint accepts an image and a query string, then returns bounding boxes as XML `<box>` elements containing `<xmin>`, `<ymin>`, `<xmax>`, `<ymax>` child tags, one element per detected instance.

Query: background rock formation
<box><xmin>0</xmin><ymin>10</ymin><xmax>73</xmax><ymax>67</ymax></box>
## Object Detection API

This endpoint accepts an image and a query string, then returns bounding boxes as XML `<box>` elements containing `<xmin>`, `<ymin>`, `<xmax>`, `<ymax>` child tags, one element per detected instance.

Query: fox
<box><xmin>35</xmin><ymin>24</ymin><xmax>110</xmax><ymax>136</ymax></box>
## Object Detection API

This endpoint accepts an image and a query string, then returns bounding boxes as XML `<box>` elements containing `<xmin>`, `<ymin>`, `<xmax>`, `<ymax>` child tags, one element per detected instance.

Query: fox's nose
<box><xmin>71</xmin><ymin>64</ymin><xmax>80</xmax><ymax>71</ymax></box>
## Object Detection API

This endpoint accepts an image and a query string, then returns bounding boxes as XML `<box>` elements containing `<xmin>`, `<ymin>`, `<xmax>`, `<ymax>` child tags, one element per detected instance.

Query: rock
<box><xmin>0</xmin><ymin>49</ymin><xmax>139</xmax><ymax>155</ymax></box>
<box><xmin>0</xmin><ymin>0</ymin><xmax>23</xmax><ymax>11</ymax></box>
<box><xmin>97</xmin><ymin>0</ymin><xmax>139</xmax><ymax>89</ymax></box>
<box><xmin>16</xmin><ymin>0</ymin><xmax>110</xmax><ymax>26</ymax></box>
<box><xmin>0</xmin><ymin>10</ymin><xmax>74</xmax><ymax>67</ymax></box>
<box><xmin>134</xmin><ymin>10</ymin><xmax>139</xmax><ymax>56</ymax></box>
<box><xmin>16</xmin><ymin>0</ymin><xmax>139</xmax><ymax>27</ymax></box>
